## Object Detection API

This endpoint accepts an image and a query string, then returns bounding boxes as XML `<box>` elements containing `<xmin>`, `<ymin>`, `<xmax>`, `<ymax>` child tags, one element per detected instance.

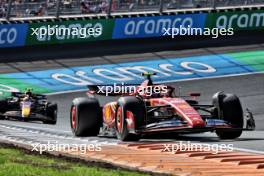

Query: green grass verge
<box><xmin>0</xmin><ymin>146</ymin><xmax>150</xmax><ymax>176</ymax></box>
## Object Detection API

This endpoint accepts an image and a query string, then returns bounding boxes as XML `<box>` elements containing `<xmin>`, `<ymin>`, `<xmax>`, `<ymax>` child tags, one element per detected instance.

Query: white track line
<box><xmin>46</xmin><ymin>89</ymin><xmax>87</xmax><ymax>96</ymax></box>
<box><xmin>233</xmin><ymin>147</ymin><xmax>264</xmax><ymax>154</ymax></box>
<box><xmin>1</xmin><ymin>123</ymin><xmax>264</xmax><ymax>154</ymax></box>
<box><xmin>0</xmin><ymin>122</ymin><xmax>71</xmax><ymax>133</ymax></box>
<box><xmin>157</xmin><ymin>71</ymin><xmax>264</xmax><ymax>84</ymax></box>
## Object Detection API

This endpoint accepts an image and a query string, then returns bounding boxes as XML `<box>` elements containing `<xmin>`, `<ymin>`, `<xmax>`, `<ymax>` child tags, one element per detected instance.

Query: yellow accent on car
<box><xmin>22</xmin><ymin>107</ymin><xmax>30</xmax><ymax>117</ymax></box>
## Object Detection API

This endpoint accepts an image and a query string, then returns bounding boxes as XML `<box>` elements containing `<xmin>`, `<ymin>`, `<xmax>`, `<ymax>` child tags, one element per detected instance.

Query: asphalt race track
<box><xmin>0</xmin><ymin>44</ymin><xmax>264</xmax><ymax>154</ymax></box>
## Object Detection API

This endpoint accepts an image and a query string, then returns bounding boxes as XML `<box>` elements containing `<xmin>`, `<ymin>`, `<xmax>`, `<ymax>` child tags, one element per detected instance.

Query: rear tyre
<box><xmin>213</xmin><ymin>93</ymin><xmax>243</xmax><ymax>139</ymax></box>
<box><xmin>115</xmin><ymin>96</ymin><xmax>145</xmax><ymax>141</ymax></box>
<box><xmin>0</xmin><ymin>99</ymin><xmax>7</xmax><ymax>120</ymax></box>
<box><xmin>44</xmin><ymin>103</ymin><xmax>57</xmax><ymax>125</ymax></box>
<box><xmin>70</xmin><ymin>97</ymin><xmax>102</xmax><ymax>137</ymax></box>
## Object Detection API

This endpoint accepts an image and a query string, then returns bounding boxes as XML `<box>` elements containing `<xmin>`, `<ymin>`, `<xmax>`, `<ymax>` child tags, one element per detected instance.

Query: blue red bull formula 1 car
<box><xmin>70</xmin><ymin>73</ymin><xmax>255</xmax><ymax>141</ymax></box>
<box><xmin>0</xmin><ymin>89</ymin><xmax>57</xmax><ymax>124</ymax></box>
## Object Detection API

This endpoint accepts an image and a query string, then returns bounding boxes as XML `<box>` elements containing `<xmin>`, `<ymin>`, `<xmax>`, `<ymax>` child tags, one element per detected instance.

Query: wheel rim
<box><xmin>71</xmin><ymin>106</ymin><xmax>77</xmax><ymax>129</ymax></box>
<box><xmin>116</xmin><ymin>107</ymin><xmax>123</xmax><ymax>133</ymax></box>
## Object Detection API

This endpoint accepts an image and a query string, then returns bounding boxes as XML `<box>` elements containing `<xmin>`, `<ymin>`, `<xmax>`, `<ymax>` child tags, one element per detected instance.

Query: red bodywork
<box><xmin>89</xmin><ymin>79</ymin><xmax>231</xmax><ymax>135</ymax></box>
<box><xmin>102</xmin><ymin>98</ymin><xmax>206</xmax><ymax>129</ymax></box>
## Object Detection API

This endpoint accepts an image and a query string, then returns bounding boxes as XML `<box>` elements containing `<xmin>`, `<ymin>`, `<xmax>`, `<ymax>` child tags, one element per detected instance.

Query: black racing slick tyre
<box><xmin>44</xmin><ymin>103</ymin><xmax>57</xmax><ymax>125</ymax></box>
<box><xmin>0</xmin><ymin>99</ymin><xmax>7</xmax><ymax>120</ymax></box>
<box><xmin>213</xmin><ymin>93</ymin><xmax>244</xmax><ymax>139</ymax></box>
<box><xmin>70</xmin><ymin>97</ymin><xmax>102</xmax><ymax>137</ymax></box>
<box><xmin>115</xmin><ymin>96</ymin><xmax>146</xmax><ymax>141</ymax></box>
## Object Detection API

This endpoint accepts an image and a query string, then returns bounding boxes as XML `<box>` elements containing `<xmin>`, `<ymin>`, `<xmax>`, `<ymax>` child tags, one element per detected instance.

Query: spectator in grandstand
<box><xmin>80</xmin><ymin>0</ymin><xmax>90</xmax><ymax>13</ymax></box>
<box><xmin>26</xmin><ymin>4</ymin><xmax>47</xmax><ymax>16</ymax></box>
<box><xmin>81</xmin><ymin>0</ymin><xmax>110</xmax><ymax>14</ymax></box>
<box><xmin>217</xmin><ymin>0</ymin><xmax>230</xmax><ymax>6</ymax></box>
<box><xmin>110</xmin><ymin>0</ymin><xmax>116</xmax><ymax>12</ymax></box>
<box><xmin>14</xmin><ymin>0</ymin><xmax>22</xmax><ymax>5</ymax></box>
<box><xmin>25</xmin><ymin>9</ymin><xmax>37</xmax><ymax>16</ymax></box>
<box><xmin>0</xmin><ymin>0</ymin><xmax>6</xmax><ymax>17</ymax></box>
<box><xmin>0</xmin><ymin>5</ymin><xmax>5</xmax><ymax>18</ymax></box>
<box><xmin>63</xmin><ymin>0</ymin><xmax>72</xmax><ymax>8</ymax></box>
<box><xmin>13</xmin><ymin>0</ymin><xmax>23</xmax><ymax>17</ymax></box>
<box><xmin>100</xmin><ymin>0</ymin><xmax>109</xmax><ymax>13</ymax></box>
<box><xmin>129</xmin><ymin>3</ymin><xmax>134</xmax><ymax>11</ymax></box>
<box><xmin>47</xmin><ymin>0</ymin><xmax>56</xmax><ymax>9</ymax></box>
<box><xmin>25</xmin><ymin>8</ymin><xmax>34</xmax><ymax>16</ymax></box>
<box><xmin>90</xmin><ymin>4</ymin><xmax>101</xmax><ymax>13</ymax></box>
<box><xmin>36</xmin><ymin>4</ymin><xmax>47</xmax><ymax>16</ymax></box>
<box><xmin>0</xmin><ymin>0</ymin><xmax>6</xmax><ymax>5</ymax></box>
<box><xmin>148</xmin><ymin>0</ymin><xmax>155</xmax><ymax>5</ymax></box>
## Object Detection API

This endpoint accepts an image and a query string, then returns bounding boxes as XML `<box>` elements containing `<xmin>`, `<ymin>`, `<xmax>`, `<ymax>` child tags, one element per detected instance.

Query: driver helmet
<box><xmin>25</xmin><ymin>88</ymin><xmax>33</xmax><ymax>97</ymax></box>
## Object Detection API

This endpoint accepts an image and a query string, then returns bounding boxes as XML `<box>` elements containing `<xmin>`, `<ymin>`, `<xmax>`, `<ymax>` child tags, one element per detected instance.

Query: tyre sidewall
<box><xmin>214</xmin><ymin>93</ymin><xmax>244</xmax><ymax>139</ymax></box>
<box><xmin>71</xmin><ymin>98</ymin><xmax>101</xmax><ymax>136</ymax></box>
<box><xmin>46</xmin><ymin>103</ymin><xmax>57</xmax><ymax>124</ymax></box>
<box><xmin>115</xmin><ymin>96</ymin><xmax>145</xmax><ymax>141</ymax></box>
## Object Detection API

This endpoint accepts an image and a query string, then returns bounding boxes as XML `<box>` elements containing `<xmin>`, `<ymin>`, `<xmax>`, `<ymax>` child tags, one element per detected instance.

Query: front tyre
<box><xmin>71</xmin><ymin>97</ymin><xmax>102</xmax><ymax>137</ymax></box>
<box><xmin>44</xmin><ymin>103</ymin><xmax>57</xmax><ymax>125</ymax></box>
<box><xmin>115</xmin><ymin>96</ymin><xmax>145</xmax><ymax>141</ymax></box>
<box><xmin>213</xmin><ymin>93</ymin><xmax>243</xmax><ymax>139</ymax></box>
<box><xmin>0</xmin><ymin>99</ymin><xmax>7</xmax><ymax>120</ymax></box>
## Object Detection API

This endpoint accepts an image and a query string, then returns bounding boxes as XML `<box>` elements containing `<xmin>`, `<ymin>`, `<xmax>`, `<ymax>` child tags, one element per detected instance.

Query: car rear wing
<box><xmin>11</xmin><ymin>92</ymin><xmax>46</xmax><ymax>99</ymax></box>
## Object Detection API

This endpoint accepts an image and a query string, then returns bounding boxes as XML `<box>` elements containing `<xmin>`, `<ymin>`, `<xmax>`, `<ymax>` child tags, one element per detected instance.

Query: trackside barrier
<box><xmin>0</xmin><ymin>8</ymin><xmax>264</xmax><ymax>48</ymax></box>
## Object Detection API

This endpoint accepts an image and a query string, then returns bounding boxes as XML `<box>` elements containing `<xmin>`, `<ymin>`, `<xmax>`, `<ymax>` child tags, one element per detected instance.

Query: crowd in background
<box><xmin>80</xmin><ymin>0</ymin><xmax>110</xmax><ymax>14</ymax></box>
<box><xmin>0</xmin><ymin>0</ymin><xmax>7</xmax><ymax>17</ymax></box>
<box><xmin>0</xmin><ymin>0</ymin><xmax>263</xmax><ymax>18</ymax></box>
<box><xmin>0</xmin><ymin>0</ymin><xmax>113</xmax><ymax>17</ymax></box>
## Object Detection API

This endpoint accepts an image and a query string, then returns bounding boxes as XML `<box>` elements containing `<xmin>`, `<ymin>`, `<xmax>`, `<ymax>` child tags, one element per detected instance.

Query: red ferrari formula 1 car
<box><xmin>70</xmin><ymin>73</ymin><xmax>255</xmax><ymax>141</ymax></box>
